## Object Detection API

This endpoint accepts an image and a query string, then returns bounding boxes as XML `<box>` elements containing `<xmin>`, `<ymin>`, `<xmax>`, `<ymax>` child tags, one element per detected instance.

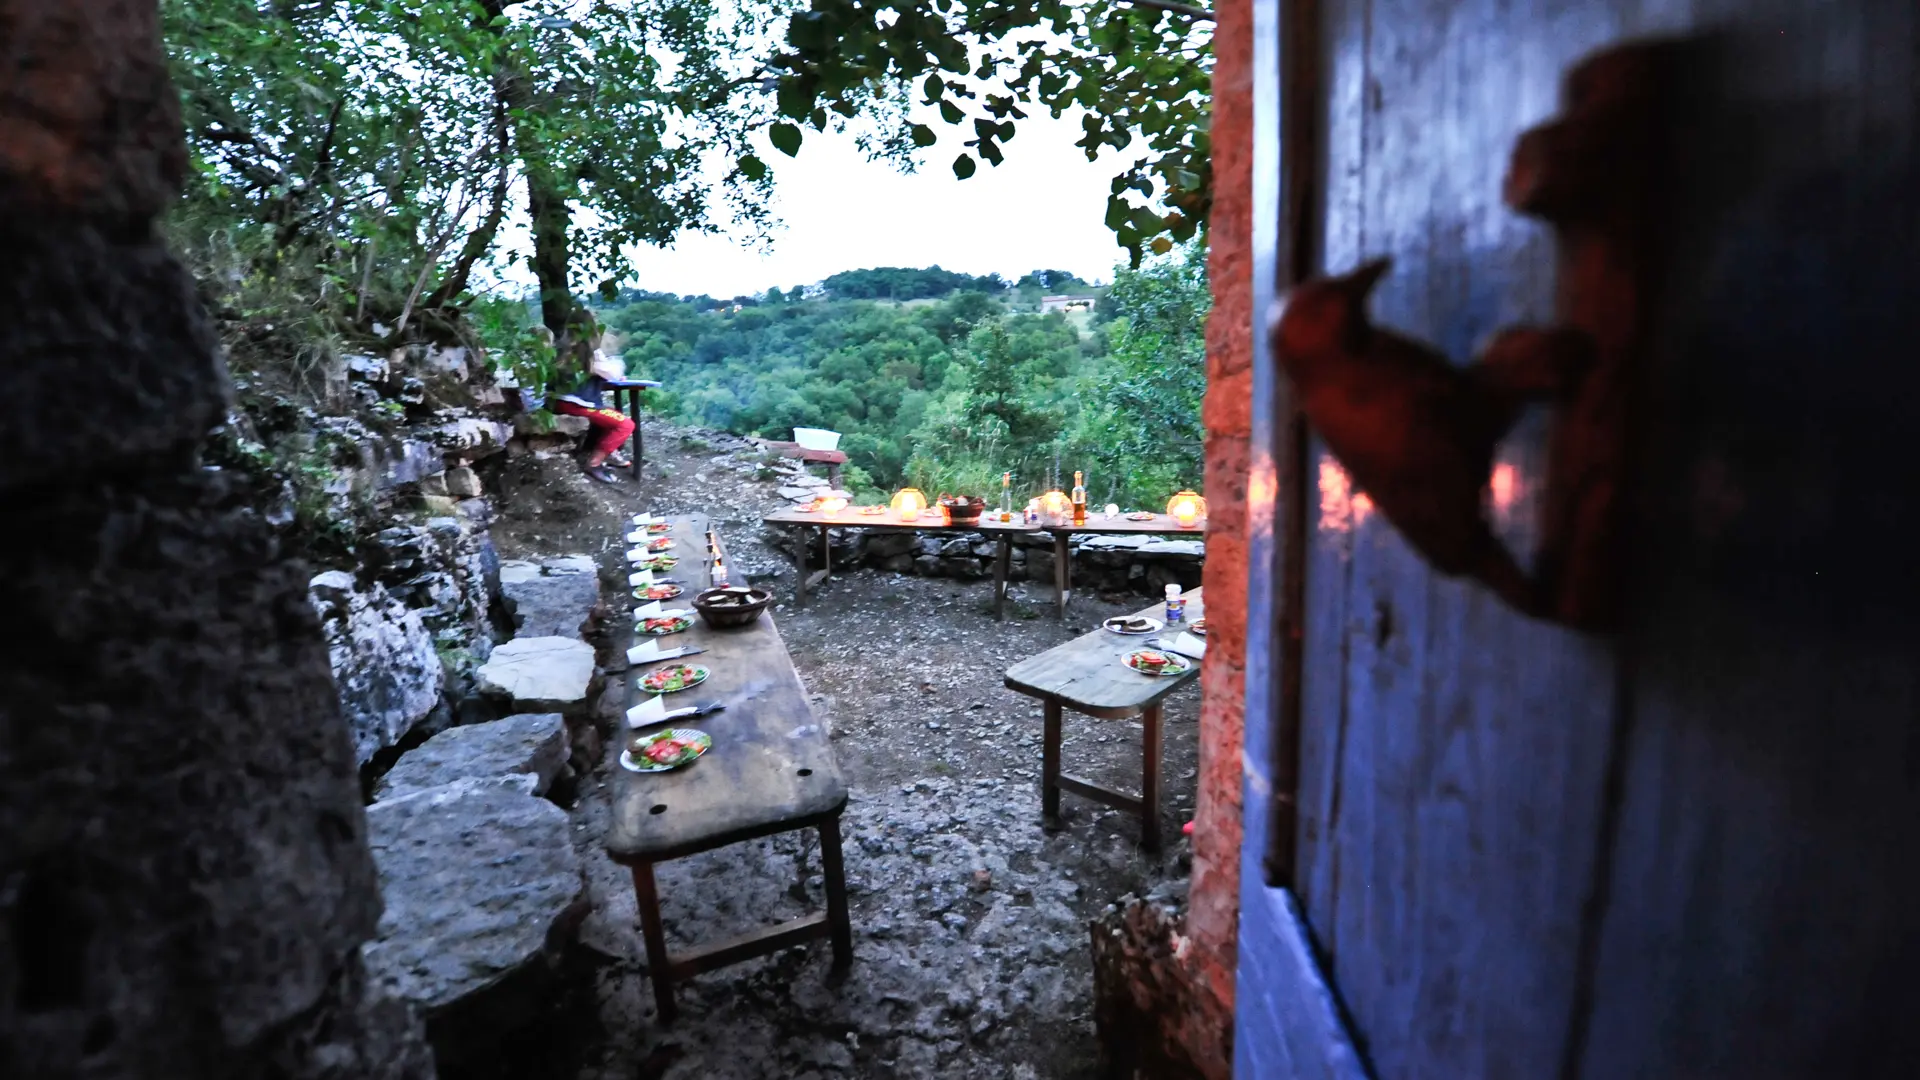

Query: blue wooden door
<box><xmin>1236</xmin><ymin>2</ymin><xmax>1920</xmax><ymax>1077</ymax></box>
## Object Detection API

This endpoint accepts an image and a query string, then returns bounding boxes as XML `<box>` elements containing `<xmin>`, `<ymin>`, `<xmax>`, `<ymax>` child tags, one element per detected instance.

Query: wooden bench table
<box><xmin>764</xmin><ymin>507</ymin><xmax>1205</xmax><ymax>619</ymax></box>
<box><xmin>1003</xmin><ymin>589</ymin><xmax>1205</xmax><ymax>851</ymax></box>
<box><xmin>762</xmin><ymin>507</ymin><xmax>1039</xmax><ymax>617</ymax></box>
<box><xmin>607</xmin><ymin>513</ymin><xmax>851</xmax><ymax>1021</ymax></box>
<box><xmin>604</xmin><ymin>379</ymin><xmax>661</xmax><ymax>481</ymax></box>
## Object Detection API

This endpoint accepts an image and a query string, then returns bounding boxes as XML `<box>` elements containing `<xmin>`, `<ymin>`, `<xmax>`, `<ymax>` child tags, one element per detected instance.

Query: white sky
<box><xmin>582</xmin><ymin>107</ymin><xmax>1138</xmax><ymax>299</ymax></box>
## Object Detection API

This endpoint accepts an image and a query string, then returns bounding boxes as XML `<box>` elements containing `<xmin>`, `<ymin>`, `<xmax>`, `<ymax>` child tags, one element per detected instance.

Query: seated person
<box><xmin>553</xmin><ymin>350</ymin><xmax>635</xmax><ymax>484</ymax></box>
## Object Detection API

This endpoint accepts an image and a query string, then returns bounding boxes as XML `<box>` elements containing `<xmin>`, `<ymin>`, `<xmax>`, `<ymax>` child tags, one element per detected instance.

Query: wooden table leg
<box><xmin>1052</xmin><ymin>532</ymin><xmax>1071</xmax><ymax>618</ymax></box>
<box><xmin>993</xmin><ymin>536</ymin><xmax>1011</xmax><ymax>620</ymax></box>
<box><xmin>631</xmin><ymin>861</ymin><xmax>678</xmax><ymax>1021</ymax></box>
<box><xmin>1140</xmin><ymin>704</ymin><xmax>1164</xmax><ymax>852</ymax></box>
<box><xmin>820</xmin><ymin>524</ymin><xmax>832</xmax><ymax>584</ymax></box>
<box><xmin>793</xmin><ymin>527</ymin><xmax>810</xmax><ymax>608</ymax></box>
<box><xmin>1042</xmin><ymin>698</ymin><xmax>1063</xmax><ymax>825</ymax></box>
<box><xmin>641</xmin><ymin>390</ymin><xmax>656</xmax><ymax>478</ymax></box>
<box><xmin>818</xmin><ymin>815</ymin><xmax>854</xmax><ymax>970</ymax></box>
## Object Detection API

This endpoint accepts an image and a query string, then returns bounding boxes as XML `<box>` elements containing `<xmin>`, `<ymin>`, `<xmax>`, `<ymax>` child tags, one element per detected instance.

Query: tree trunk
<box><xmin>423</xmin><ymin>103</ymin><xmax>511</xmax><ymax>311</ymax></box>
<box><xmin>0</xmin><ymin>3</ymin><xmax>430</xmax><ymax>1077</ymax></box>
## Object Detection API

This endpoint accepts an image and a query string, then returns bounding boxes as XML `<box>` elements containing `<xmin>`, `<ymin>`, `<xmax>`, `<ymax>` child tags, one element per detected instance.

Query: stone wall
<box><xmin>1091</xmin><ymin>0</ymin><xmax>1255</xmax><ymax>1074</ymax></box>
<box><xmin>0</xmin><ymin>4</ymin><xmax>429</xmax><ymax>1075</ymax></box>
<box><xmin>1185</xmin><ymin>0</ymin><xmax>1254</xmax><ymax>1069</ymax></box>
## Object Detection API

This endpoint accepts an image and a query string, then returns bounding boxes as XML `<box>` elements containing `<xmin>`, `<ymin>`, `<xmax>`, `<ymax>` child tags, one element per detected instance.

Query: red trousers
<box><xmin>553</xmin><ymin>400</ymin><xmax>635</xmax><ymax>456</ymax></box>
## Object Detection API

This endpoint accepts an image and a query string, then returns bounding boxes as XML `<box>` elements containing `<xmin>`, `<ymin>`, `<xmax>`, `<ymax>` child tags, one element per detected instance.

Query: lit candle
<box><xmin>1166</xmin><ymin>490</ymin><xmax>1207</xmax><ymax>529</ymax></box>
<box><xmin>890</xmin><ymin>487</ymin><xmax>927</xmax><ymax>522</ymax></box>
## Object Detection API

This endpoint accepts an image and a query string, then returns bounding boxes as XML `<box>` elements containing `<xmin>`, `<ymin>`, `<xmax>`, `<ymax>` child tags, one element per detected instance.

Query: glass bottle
<box><xmin>1165</xmin><ymin>583</ymin><xmax>1185</xmax><ymax>623</ymax></box>
<box><xmin>1071</xmin><ymin>470</ymin><xmax>1088</xmax><ymax>526</ymax></box>
<box><xmin>1000</xmin><ymin>471</ymin><xmax>1014</xmax><ymax>522</ymax></box>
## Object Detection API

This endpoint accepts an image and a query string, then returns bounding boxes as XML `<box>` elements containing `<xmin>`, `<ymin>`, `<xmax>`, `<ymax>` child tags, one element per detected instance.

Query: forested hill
<box><xmin>597</xmin><ymin>251</ymin><xmax>1206</xmax><ymax>509</ymax></box>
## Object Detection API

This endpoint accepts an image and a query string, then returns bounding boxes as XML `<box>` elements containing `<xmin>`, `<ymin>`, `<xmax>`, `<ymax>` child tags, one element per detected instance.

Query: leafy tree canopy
<box><xmin>766</xmin><ymin>0</ymin><xmax>1214</xmax><ymax>264</ymax></box>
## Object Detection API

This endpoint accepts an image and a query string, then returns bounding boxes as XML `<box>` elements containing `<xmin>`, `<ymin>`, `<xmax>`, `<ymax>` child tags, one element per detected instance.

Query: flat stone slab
<box><xmin>374</xmin><ymin>713</ymin><xmax>570</xmax><ymax>802</ymax></box>
<box><xmin>499</xmin><ymin>554</ymin><xmax>600</xmax><ymax>639</ymax></box>
<box><xmin>1139</xmin><ymin>539</ymin><xmax>1205</xmax><ymax>558</ymax></box>
<box><xmin>777</xmin><ymin>486</ymin><xmax>815</xmax><ymax>501</ymax></box>
<box><xmin>475</xmin><ymin>636</ymin><xmax>594</xmax><ymax>712</ymax></box>
<box><xmin>363</xmin><ymin>782</ymin><xmax>584</xmax><ymax>1015</ymax></box>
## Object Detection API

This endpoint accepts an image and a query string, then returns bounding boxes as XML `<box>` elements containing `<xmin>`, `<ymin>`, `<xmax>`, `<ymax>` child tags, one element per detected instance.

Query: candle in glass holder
<box><xmin>1039</xmin><ymin>490</ymin><xmax>1073</xmax><ymax>527</ymax></box>
<box><xmin>1167</xmin><ymin>490</ymin><xmax>1207</xmax><ymax>528</ymax></box>
<box><xmin>890</xmin><ymin>487</ymin><xmax>927</xmax><ymax>521</ymax></box>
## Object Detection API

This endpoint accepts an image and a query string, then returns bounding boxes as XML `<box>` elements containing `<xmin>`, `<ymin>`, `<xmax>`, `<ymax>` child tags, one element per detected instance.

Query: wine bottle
<box><xmin>1000</xmin><ymin>471</ymin><xmax>1014</xmax><ymax>522</ymax></box>
<box><xmin>1071</xmin><ymin>470</ymin><xmax>1088</xmax><ymax>526</ymax></box>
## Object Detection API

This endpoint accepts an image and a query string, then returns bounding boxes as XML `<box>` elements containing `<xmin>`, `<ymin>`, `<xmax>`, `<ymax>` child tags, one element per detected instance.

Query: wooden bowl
<box><xmin>938</xmin><ymin>494</ymin><xmax>985</xmax><ymax>526</ymax></box>
<box><xmin>691</xmin><ymin>586</ymin><xmax>773</xmax><ymax>629</ymax></box>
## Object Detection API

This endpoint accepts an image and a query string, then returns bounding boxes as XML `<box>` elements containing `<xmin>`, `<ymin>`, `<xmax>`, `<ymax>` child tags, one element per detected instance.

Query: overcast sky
<box><xmin>607</xmin><ymin>106</ymin><xmax>1139</xmax><ymax>299</ymax></box>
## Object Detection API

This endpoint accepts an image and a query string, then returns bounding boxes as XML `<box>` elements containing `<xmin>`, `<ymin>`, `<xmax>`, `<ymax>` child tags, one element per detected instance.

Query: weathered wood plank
<box><xmin>1056</xmin><ymin>773</ymin><xmax>1145</xmax><ymax>815</ymax></box>
<box><xmin>607</xmin><ymin>516</ymin><xmax>848</xmax><ymax>863</ymax></box>
<box><xmin>664</xmin><ymin>912</ymin><xmax>831</xmax><ymax>979</ymax></box>
<box><xmin>1293</xmin><ymin>2</ymin><xmax>1626</xmax><ymax>1075</ymax></box>
<box><xmin>1004</xmin><ymin>592</ymin><xmax>1206</xmax><ymax>716</ymax></box>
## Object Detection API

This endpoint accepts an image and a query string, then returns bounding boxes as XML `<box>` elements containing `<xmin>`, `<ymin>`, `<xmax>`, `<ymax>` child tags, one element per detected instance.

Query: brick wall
<box><xmin>1188</xmin><ymin>0</ymin><xmax>1253</xmax><ymax>1070</ymax></box>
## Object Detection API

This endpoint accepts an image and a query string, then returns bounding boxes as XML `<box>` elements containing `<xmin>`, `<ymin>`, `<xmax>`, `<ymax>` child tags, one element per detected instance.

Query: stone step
<box><xmin>475</xmin><ymin>635</ymin><xmax>596</xmax><ymax>715</ymax></box>
<box><xmin>374</xmin><ymin>712</ymin><xmax>571</xmax><ymax>802</ymax></box>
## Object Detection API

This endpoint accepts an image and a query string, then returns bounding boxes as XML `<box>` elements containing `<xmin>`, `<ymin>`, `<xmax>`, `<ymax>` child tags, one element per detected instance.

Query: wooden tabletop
<box><xmin>606</xmin><ymin>514</ymin><xmax>848</xmax><ymax>863</ymax></box>
<box><xmin>1004</xmin><ymin>590</ymin><xmax>1207</xmax><ymax>718</ymax></box>
<box><xmin>762</xmin><ymin>506</ymin><xmax>1206</xmax><ymax>537</ymax></box>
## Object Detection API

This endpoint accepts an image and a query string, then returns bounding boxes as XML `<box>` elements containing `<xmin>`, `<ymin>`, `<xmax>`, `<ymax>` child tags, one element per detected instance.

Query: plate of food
<box><xmin>647</xmin><ymin>537</ymin><xmax>674</xmax><ymax>552</ymax></box>
<box><xmin>639</xmin><ymin>556</ymin><xmax>679</xmax><ymax>572</ymax></box>
<box><xmin>1104</xmin><ymin>614</ymin><xmax>1164</xmax><ymax>636</ymax></box>
<box><xmin>858</xmin><ymin>505</ymin><xmax>888</xmax><ymax>516</ymax></box>
<box><xmin>646</xmin><ymin>522</ymin><xmax>672</xmax><ymax>534</ymax></box>
<box><xmin>632</xmin><ymin>583</ymin><xmax>684</xmax><ymax>602</ymax></box>
<box><xmin>637</xmin><ymin>614</ymin><xmax>693</xmax><ymax>636</ymax></box>
<box><xmin>1126</xmin><ymin>511</ymin><xmax>1156</xmax><ymax>521</ymax></box>
<box><xmin>621</xmin><ymin>728</ymin><xmax>711</xmax><ymax>773</ymax></box>
<box><xmin>1190</xmin><ymin>619</ymin><xmax>1207</xmax><ymax>637</ymax></box>
<box><xmin>1122</xmin><ymin>649</ymin><xmax>1192</xmax><ymax>677</ymax></box>
<box><xmin>639</xmin><ymin>664</ymin><xmax>709</xmax><ymax>694</ymax></box>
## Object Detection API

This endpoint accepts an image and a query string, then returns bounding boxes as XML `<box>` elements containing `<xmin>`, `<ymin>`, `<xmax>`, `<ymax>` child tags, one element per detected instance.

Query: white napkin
<box><xmin>635</xmin><ymin>600</ymin><xmax>663</xmax><ymax>618</ymax></box>
<box><xmin>628</xmin><ymin>570</ymin><xmax>654</xmax><ymax>586</ymax></box>
<box><xmin>626</xmin><ymin>548</ymin><xmax>650</xmax><ymax>564</ymax></box>
<box><xmin>625</xmin><ymin>694</ymin><xmax>667</xmax><ymax>728</ymax></box>
<box><xmin>1164</xmin><ymin>631</ymin><xmax>1207</xmax><ymax>660</ymax></box>
<box><xmin>627</xmin><ymin>639</ymin><xmax>663</xmax><ymax>665</ymax></box>
<box><xmin>625</xmin><ymin>530</ymin><xmax>648</xmax><ymax>544</ymax></box>
<box><xmin>631</xmin><ymin>513</ymin><xmax>661</xmax><ymax>526</ymax></box>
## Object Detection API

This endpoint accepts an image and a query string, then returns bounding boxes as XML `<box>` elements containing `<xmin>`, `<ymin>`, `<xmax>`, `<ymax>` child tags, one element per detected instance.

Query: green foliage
<box><xmin>604</xmin><ymin>254</ymin><xmax>1205</xmax><ymax>508</ymax></box>
<box><xmin>820</xmin><ymin>266</ymin><xmax>1007</xmax><ymax>300</ymax></box>
<box><xmin>163</xmin><ymin>0</ymin><xmax>785</xmax><ymax>351</ymax></box>
<box><xmin>769</xmin><ymin>1</ymin><xmax>1213</xmax><ymax>263</ymax></box>
<box><xmin>1066</xmin><ymin>242</ymin><xmax>1210</xmax><ymax>506</ymax></box>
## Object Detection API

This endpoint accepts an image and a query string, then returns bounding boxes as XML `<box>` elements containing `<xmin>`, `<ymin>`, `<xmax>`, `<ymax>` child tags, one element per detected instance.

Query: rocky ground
<box><xmin>485</xmin><ymin>419</ymin><xmax>1200</xmax><ymax>1079</ymax></box>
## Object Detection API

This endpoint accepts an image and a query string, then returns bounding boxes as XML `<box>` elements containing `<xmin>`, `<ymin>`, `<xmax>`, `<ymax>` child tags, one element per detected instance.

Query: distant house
<box><xmin>1040</xmin><ymin>294</ymin><xmax>1098</xmax><ymax>314</ymax></box>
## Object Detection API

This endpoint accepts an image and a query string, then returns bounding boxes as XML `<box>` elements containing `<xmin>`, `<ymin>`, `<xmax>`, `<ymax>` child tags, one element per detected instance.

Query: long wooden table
<box><xmin>762</xmin><ymin>506</ymin><xmax>1206</xmax><ymax>618</ymax></box>
<box><xmin>606</xmin><ymin>513</ymin><xmax>851</xmax><ymax>1021</ymax></box>
<box><xmin>1003</xmin><ymin>589</ymin><xmax>1205</xmax><ymax>850</ymax></box>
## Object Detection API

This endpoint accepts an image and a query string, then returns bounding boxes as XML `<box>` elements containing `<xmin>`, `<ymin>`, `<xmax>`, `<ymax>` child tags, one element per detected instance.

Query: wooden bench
<box><xmin>604</xmin><ymin>379</ymin><xmax>661</xmax><ymax>481</ymax></box>
<box><xmin>758</xmin><ymin>440</ymin><xmax>848</xmax><ymax>488</ymax></box>
<box><xmin>606</xmin><ymin>513</ymin><xmax>851</xmax><ymax>1021</ymax></box>
<box><xmin>1003</xmin><ymin>589</ymin><xmax>1205</xmax><ymax>851</ymax></box>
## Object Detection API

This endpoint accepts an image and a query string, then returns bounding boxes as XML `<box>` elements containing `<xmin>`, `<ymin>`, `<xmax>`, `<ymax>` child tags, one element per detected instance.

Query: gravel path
<box><xmin>488</xmin><ymin>422</ymin><xmax>1198</xmax><ymax>1079</ymax></box>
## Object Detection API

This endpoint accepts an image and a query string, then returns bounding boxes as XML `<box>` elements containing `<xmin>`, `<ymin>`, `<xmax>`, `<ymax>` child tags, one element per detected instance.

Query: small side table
<box><xmin>605</xmin><ymin>380</ymin><xmax>660</xmax><ymax>481</ymax></box>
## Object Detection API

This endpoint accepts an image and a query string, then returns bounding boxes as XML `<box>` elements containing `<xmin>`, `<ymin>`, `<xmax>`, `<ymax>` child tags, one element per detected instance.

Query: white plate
<box><xmin>1103</xmin><ymin>616</ymin><xmax>1164</xmax><ymax>636</ymax></box>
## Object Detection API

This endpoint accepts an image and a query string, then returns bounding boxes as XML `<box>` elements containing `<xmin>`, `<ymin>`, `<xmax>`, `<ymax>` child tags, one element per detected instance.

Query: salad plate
<box><xmin>632</xmin><ymin>583</ymin><xmax>684</xmax><ymax>602</ymax></box>
<box><xmin>637</xmin><ymin>614</ymin><xmax>693</xmax><ymax>636</ymax></box>
<box><xmin>621</xmin><ymin>728</ymin><xmax>711</xmax><ymax>773</ymax></box>
<box><xmin>639</xmin><ymin>664</ymin><xmax>709</xmax><ymax>694</ymax></box>
<box><xmin>1122</xmin><ymin>649</ymin><xmax>1192</xmax><ymax>677</ymax></box>
<box><xmin>1103</xmin><ymin>615</ymin><xmax>1163</xmax><ymax>636</ymax></box>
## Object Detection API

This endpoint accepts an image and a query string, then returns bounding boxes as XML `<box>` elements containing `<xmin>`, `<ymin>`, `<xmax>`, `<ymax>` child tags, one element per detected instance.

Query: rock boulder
<box><xmin>475</xmin><ymin>635</ymin><xmax>595</xmax><ymax>713</ymax></box>
<box><xmin>309</xmin><ymin>570</ymin><xmax>446</xmax><ymax>765</ymax></box>
<box><xmin>362</xmin><ymin>782</ymin><xmax>586</xmax><ymax>1029</ymax></box>
<box><xmin>374</xmin><ymin>712</ymin><xmax>571</xmax><ymax>801</ymax></box>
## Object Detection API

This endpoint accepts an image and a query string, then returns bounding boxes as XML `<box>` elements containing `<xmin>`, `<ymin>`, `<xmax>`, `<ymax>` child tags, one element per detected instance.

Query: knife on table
<box><xmin>662</xmin><ymin>700</ymin><xmax>725</xmax><ymax>722</ymax></box>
